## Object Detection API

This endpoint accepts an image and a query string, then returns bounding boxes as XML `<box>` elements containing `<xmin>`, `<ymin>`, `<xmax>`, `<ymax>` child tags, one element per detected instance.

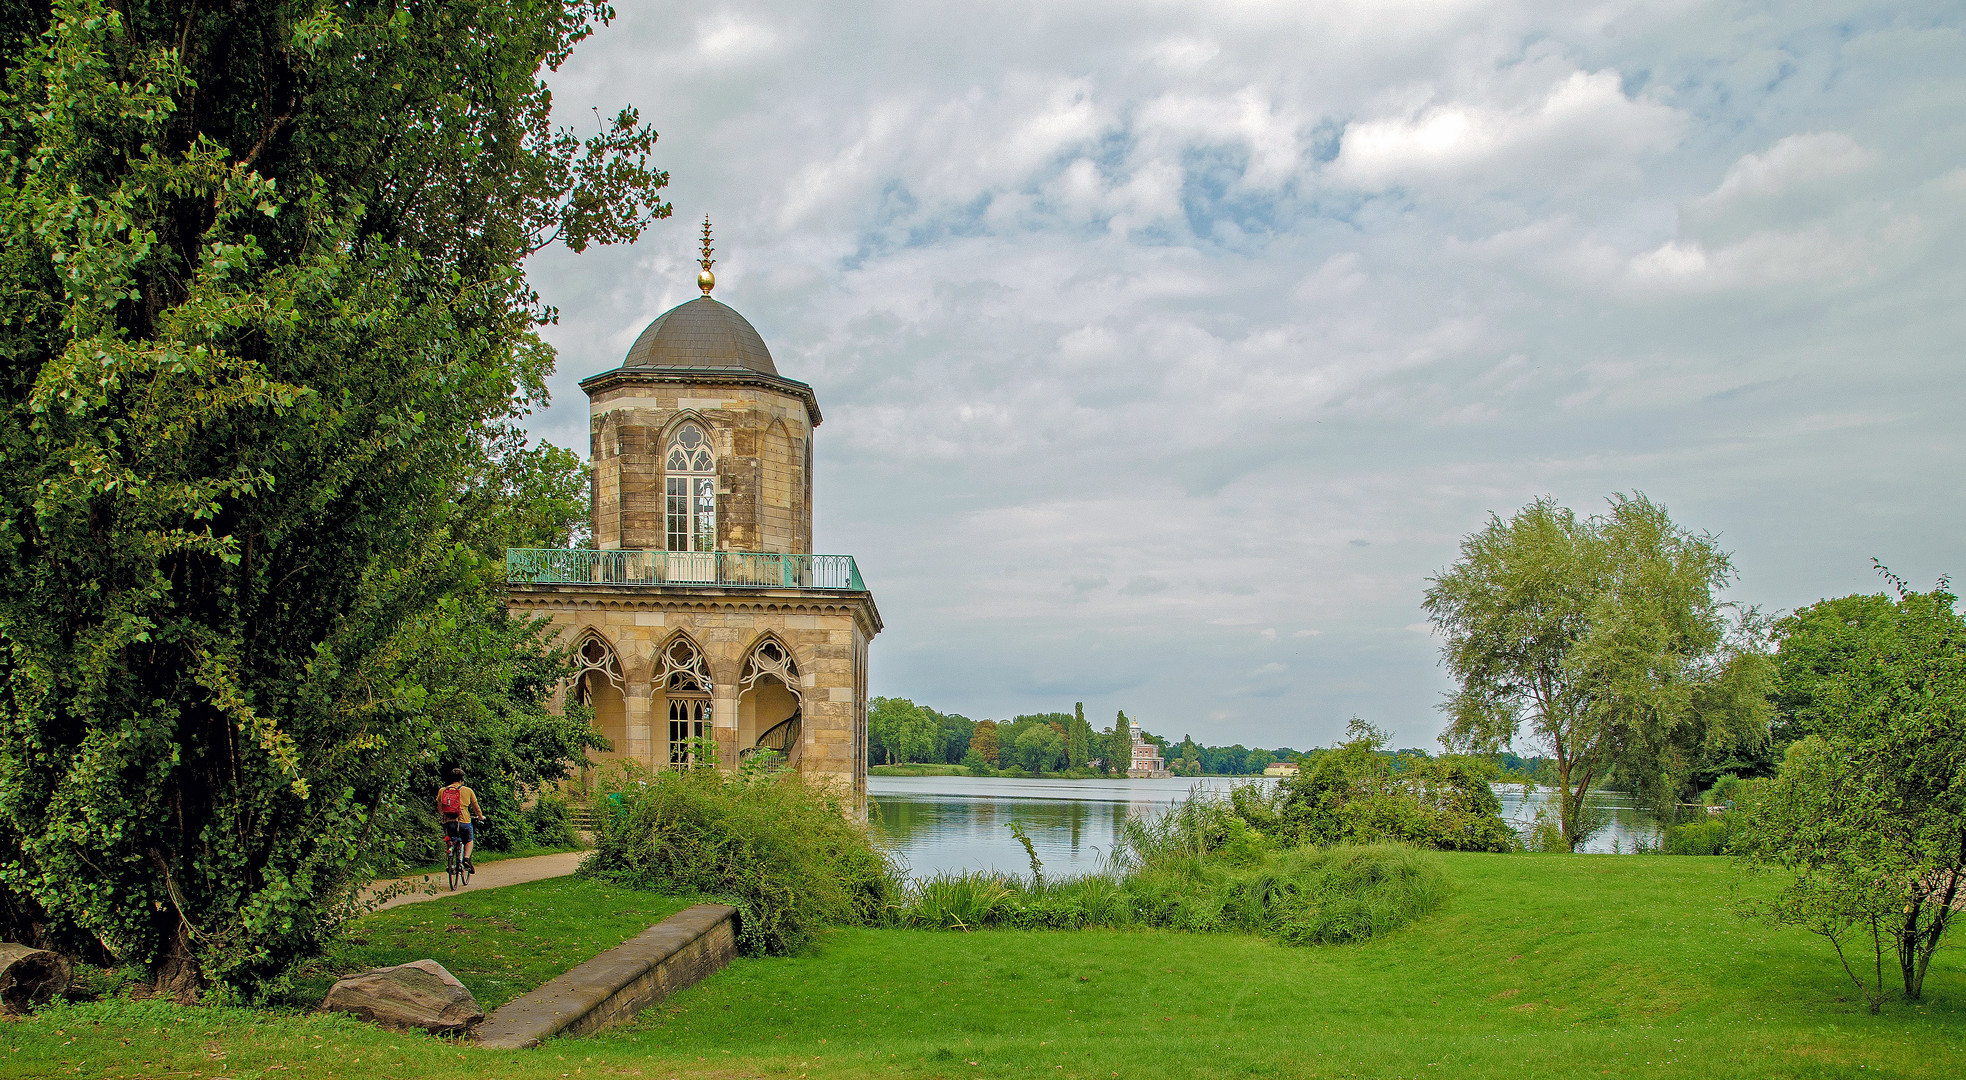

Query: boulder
<box><xmin>0</xmin><ymin>943</ymin><xmax>71</xmax><ymax>1013</ymax></box>
<box><xmin>319</xmin><ymin>960</ymin><xmax>484</xmax><ymax>1035</ymax></box>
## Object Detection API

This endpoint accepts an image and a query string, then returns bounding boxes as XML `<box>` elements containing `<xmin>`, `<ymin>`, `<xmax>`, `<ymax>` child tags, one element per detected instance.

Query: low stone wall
<box><xmin>475</xmin><ymin>903</ymin><xmax>737</xmax><ymax>1050</ymax></box>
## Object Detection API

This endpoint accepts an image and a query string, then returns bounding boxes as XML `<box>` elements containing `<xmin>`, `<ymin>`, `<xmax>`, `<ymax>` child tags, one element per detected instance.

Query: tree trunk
<box><xmin>0</xmin><ymin>944</ymin><xmax>71</xmax><ymax>1012</ymax></box>
<box><xmin>151</xmin><ymin>922</ymin><xmax>202</xmax><ymax>1004</ymax></box>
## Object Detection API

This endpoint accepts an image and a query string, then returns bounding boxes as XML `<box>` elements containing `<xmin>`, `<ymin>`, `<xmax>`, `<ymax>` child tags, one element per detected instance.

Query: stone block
<box><xmin>320</xmin><ymin>960</ymin><xmax>484</xmax><ymax>1035</ymax></box>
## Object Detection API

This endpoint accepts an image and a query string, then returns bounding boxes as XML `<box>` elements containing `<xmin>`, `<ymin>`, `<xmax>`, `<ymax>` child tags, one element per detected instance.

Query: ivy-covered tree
<box><xmin>0</xmin><ymin>1</ymin><xmax>666</xmax><ymax>998</ymax></box>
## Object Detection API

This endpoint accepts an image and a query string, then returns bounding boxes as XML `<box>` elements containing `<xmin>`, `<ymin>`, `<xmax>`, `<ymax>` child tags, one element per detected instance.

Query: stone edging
<box><xmin>475</xmin><ymin>902</ymin><xmax>737</xmax><ymax>1050</ymax></box>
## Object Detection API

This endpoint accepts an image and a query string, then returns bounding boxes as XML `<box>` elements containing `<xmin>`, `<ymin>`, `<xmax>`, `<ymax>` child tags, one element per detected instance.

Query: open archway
<box><xmin>737</xmin><ymin>635</ymin><xmax>802</xmax><ymax>767</ymax></box>
<box><xmin>655</xmin><ymin>633</ymin><xmax>714</xmax><ymax>767</ymax></box>
<box><xmin>570</xmin><ymin>631</ymin><xmax>626</xmax><ymax>764</ymax></box>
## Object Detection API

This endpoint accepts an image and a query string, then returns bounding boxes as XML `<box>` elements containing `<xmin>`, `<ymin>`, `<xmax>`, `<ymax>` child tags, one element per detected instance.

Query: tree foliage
<box><xmin>1243</xmin><ymin>721</ymin><xmax>1517</xmax><ymax>852</ymax></box>
<box><xmin>1735</xmin><ymin>574</ymin><xmax>1966</xmax><ymax>1008</ymax></box>
<box><xmin>0</xmin><ymin>1</ymin><xmax>664</xmax><ymax>998</ymax></box>
<box><xmin>1423</xmin><ymin>494</ymin><xmax>1771</xmax><ymax>850</ymax></box>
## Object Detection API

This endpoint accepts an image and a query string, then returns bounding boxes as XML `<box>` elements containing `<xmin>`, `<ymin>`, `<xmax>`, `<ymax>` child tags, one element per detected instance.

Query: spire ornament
<box><xmin>697</xmin><ymin>215</ymin><xmax>716</xmax><ymax>295</ymax></box>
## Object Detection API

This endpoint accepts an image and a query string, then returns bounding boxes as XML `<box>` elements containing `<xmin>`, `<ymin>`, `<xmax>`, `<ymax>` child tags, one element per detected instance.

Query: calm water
<box><xmin>868</xmin><ymin>775</ymin><xmax>1661</xmax><ymax>878</ymax></box>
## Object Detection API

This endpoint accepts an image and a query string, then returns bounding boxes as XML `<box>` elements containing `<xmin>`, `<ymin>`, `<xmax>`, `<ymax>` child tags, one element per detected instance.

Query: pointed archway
<box><xmin>737</xmin><ymin>635</ymin><xmax>802</xmax><ymax>766</ymax></box>
<box><xmin>570</xmin><ymin>631</ymin><xmax>626</xmax><ymax>764</ymax></box>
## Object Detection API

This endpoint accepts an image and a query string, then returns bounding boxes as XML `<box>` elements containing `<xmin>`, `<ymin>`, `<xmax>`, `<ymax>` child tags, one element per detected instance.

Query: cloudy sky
<box><xmin>522</xmin><ymin>1</ymin><xmax>1966</xmax><ymax>750</ymax></box>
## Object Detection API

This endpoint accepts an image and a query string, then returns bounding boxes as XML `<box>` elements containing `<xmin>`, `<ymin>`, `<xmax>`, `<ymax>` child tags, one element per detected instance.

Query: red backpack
<box><xmin>438</xmin><ymin>785</ymin><xmax>463</xmax><ymax>816</ymax></box>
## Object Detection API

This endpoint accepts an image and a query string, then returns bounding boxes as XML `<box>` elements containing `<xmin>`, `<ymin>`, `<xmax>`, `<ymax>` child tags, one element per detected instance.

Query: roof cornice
<box><xmin>578</xmin><ymin>366</ymin><xmax>823</xmax><ymax>426</ymax></box>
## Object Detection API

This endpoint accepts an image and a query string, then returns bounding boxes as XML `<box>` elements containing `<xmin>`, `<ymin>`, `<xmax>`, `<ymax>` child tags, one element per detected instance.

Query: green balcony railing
<box><xmin>506</xmin><ymin>549</ymin><xmax>866</xmax><ymax>591</ymax></box>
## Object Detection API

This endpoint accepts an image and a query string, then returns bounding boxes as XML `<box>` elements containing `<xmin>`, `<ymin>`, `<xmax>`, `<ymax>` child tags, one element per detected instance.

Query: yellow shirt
<box><xmin>439</xmin><ymin>783</ymin><xmax>481</xmax><ymax>822</ymax></box>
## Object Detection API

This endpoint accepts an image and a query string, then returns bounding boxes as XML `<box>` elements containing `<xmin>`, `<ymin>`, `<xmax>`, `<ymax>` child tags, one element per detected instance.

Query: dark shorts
<box><xmin>443</xmin><ymin>820</ymin><xmax>474</xmax><ymax>844</ymax></box>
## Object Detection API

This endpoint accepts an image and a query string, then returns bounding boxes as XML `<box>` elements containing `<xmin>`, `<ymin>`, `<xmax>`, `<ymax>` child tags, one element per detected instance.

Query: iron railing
<box><xmin>506</xmin><ymin>549</ymin><xmax>865</xmax><ymax>591</ymax></box>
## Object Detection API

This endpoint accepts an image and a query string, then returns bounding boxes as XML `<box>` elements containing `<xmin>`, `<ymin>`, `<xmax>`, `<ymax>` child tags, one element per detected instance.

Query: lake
<box><xmin>867</xmin><ymin>775</ymin><xmax>1662</xmax><ymax>878</ymax></box>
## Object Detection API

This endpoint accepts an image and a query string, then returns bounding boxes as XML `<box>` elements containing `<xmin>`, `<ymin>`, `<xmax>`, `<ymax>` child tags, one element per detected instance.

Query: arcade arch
<box><xmin>737</xmin><ymin>635</ymin><xmax>803</xmax><ymax>766</ymax></box>
<box><xmin>570</xmin><ymin>632</ymin><xmax>626</xmax><ymax>762</ymax></box>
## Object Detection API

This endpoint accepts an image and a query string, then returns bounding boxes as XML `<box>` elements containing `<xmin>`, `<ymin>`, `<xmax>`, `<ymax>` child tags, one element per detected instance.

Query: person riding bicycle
<box><xmin>438</xmin><ymin>767</ymin><xmax>485</xmax><ymax>872</ymax></box>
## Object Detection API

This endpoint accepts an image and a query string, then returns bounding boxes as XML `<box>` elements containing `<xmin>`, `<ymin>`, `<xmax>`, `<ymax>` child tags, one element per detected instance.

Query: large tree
<box><xmin>1423</xmin><ymin>494</ymin><xmax>1771</xmax><ymax>850</ymax></box>
<box><xmin>0</xmin><ymin>1</ymin><xmax>665</xmax><ymax>998</ymax></box>
<box><xmin>1736</xmin><ymin>574</ymin><xmax>1966</xmax><ymax>1009</ymax></box>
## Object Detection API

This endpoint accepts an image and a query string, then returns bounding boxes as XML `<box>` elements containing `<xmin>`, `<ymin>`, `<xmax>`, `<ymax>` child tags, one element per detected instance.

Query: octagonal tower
<box><xmin>506</xmin><ymin>220</ymin><xmax>878</xmax><ymax>810</ymax></box>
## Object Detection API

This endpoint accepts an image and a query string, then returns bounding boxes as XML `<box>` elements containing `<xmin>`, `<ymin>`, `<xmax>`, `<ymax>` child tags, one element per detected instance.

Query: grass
<box><xmin>290</xmin><ymin>876</ymin><xmax>694</xmax><ymax>1011</ymax></box>
<box><xmin>7</xmin><ymin>854</ymin><xmax>1964</xmax><ymax>1079</ymax></box>
<box><xmin>868</xmin><ymin>763</ymin><xmax>973</xmax><ymax>776</ymax></box>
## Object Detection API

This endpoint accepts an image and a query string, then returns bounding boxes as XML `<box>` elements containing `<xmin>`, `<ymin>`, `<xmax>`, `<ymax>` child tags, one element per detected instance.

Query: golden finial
<box><xmin>697</xmin><ymin>215</ymin><xmax>716</xmax><ymax>295</ymax></box>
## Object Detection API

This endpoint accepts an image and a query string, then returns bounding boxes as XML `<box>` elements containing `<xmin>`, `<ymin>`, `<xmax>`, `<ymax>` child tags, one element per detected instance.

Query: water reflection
<box><xmin>869</xmin><ymin>776</ymin><xmax>1663</xmax><ymax>878</ymax></box>
<box><xmin>869</xmin><ymin>776</ymin><xmax>1251</xmax><ymax>878</ymax></box>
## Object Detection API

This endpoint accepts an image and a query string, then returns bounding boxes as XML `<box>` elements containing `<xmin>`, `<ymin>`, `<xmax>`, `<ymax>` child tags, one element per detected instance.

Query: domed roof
<box><xmin>622</xmin><ymin>296</ymin><xmax>777</xmax><ymax>375</ymax></box>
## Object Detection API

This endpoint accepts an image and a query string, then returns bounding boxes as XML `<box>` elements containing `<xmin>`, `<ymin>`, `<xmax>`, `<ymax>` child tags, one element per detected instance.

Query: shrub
<box><xmin>1272</xmin><ymin>723</ymin><xmax>1520</xmax><ymax>852</ymax></box>
<box><xmin>582</xmin><ymin>763</ymin><xmax>900</xmax><ymax>954</ymax></box>
<box><xmin>1662</xmin><ymin>812</ymin><xmax>1738</xmax><ymax>855</ymax></box>
<box><xmin>522</xmin><ymin>792</ymin><xmax>580</xmax><ymax>849</ymax></box>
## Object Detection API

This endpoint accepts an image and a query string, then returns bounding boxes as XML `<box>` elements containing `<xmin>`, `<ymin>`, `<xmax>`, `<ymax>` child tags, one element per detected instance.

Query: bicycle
<box><xmin>444</xmin><ymin>828</ymin><xmax>473</xmax><ymax>891</ymax></box>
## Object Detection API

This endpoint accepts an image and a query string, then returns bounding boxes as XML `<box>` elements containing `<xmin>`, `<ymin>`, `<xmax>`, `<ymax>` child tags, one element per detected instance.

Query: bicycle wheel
<box><xmin>447</xmin><ymin>845</ymin><xmax>462</xmax><ymax>891</ymax></box>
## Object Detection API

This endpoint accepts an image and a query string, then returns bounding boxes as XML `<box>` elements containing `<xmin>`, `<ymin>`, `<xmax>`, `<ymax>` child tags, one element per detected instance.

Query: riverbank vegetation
<box><xmin>582</xmin><ymin>762</ymin><xmax>899</xmax><ymax>955</ymax></box>
<box><xmin>12</xmin><ymin>854</ymin><xmax>1962</xmax><ymax>1080</ymax></box>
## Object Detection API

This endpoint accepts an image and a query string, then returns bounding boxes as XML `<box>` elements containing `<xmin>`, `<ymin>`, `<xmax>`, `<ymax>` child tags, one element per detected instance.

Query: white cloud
<box><xmin>524</xmin><ymin>0</ymin><xmax>1966</xmax><ymax>748</ymax></box>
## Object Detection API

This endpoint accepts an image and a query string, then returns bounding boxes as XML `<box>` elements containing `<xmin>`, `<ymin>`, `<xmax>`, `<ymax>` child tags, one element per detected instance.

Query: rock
<box><xmin>0</xmin><ymin>943</ymin><xmax>71</xmax><ymax>1013</ymax></box>
<box><xmin>319</xmin><ymin>960</ymin><xmax>484</xmax><ymax>1035</ymax></box>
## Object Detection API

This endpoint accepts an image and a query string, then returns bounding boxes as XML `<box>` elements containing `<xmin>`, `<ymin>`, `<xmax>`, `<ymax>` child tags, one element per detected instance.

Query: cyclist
<box><xmin>437</xmin><ymin>767</ymin><xmax>486</xmax><ymax>872</ymax></box>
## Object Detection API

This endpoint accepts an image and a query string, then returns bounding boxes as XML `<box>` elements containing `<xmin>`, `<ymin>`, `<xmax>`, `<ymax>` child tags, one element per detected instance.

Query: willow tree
<box><xmin>1422</xmin><ymin>494</ymin><xmax>1771</xmax><ymax>850</ymax></box>
<box><xmin>0</xmin><ymin>1</ymin><xmax>665</xmax><ymax>998</ymax></box>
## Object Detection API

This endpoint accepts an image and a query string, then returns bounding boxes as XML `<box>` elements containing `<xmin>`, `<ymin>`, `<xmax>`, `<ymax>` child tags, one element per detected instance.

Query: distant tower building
<box><xmin>506</xmin><ymin>220</ymin><xmax>880</xmax><ymax>807</ymax></box>
<box><xmin>1127</xmin><ymin>717</ymin><xmax>1169</xmax><ymax>779</ymax></box>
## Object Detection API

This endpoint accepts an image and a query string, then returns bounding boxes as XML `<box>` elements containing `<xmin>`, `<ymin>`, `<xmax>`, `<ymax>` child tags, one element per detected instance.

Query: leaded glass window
<box><xmin>664</xmin><ymin>423</ymin><xmax>716</xmax><ymax>552</ymax></box>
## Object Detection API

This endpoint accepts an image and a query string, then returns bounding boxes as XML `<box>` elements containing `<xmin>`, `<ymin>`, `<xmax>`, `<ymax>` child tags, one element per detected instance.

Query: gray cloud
<box><xmin>523</xmin><ymin>1</ymin><xmax>1966</xmax><ymax>748</ymax></box>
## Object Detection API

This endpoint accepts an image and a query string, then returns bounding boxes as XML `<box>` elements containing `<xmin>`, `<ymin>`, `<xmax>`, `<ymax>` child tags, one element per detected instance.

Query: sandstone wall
<box><xmin>588</xmin><ymin>382</ymin><xmax>813</xmax><ymax>554</ymax></box>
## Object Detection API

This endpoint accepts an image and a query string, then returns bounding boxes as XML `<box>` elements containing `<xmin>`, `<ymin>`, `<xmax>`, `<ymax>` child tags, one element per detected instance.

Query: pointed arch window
<box><xmin>665</xmin><ymin>423</ymin><xmax>716</xmax><ymax>553</ymax></box>
<box><xmin>657</xmin><ymin>635</ymin><xmax>714</xmax><ymax>767</ymax></box>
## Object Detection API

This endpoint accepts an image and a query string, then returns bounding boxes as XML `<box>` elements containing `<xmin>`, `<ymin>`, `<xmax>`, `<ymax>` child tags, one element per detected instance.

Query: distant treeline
<box><xmin>868</xmin><ymin>697</ymin><xmax>1301</xmax><ymax>777</ymax></box>
<box><xmin>869</xmin><ymin>697</ymin><xmax>1561</xmax><ymax>781</ymax></box>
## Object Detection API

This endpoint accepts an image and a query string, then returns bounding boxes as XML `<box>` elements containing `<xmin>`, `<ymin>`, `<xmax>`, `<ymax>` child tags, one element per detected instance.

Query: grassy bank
<box><xmin>293</xmin><ymin>876</ymin><xmax>693</xmax><ymax>1011</ymax></box>
<box><xmin>868</xmin><ymin>763</ymin><xmax>973</xmax><ymax>776</ymax></box>
<box><xmin>8</xmin><ymin>854</ymin><xmax>1963</xmax><ymax>1079</ymax></box>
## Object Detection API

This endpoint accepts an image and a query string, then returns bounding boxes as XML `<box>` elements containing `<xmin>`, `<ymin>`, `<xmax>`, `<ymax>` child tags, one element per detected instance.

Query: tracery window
<box><xmin>665</xmin><ymin>423</ymin><xmax>716</xmax><ymax>553</ymax></box>
<box><xmin>658</xmin><ymin>635</ymin><xmax>713</xmax><ymax>767</ymax></box>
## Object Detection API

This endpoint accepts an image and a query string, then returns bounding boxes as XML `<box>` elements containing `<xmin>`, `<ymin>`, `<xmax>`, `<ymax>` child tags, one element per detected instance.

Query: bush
<box><xmin>1270</xmin><ymin>723</ymin><xmax>1520</xmax><ymax>852</ymax></box>
<box><xmin>522</xmin><ymin>792</ymin><xmax>580</xmax><ymax>849</ymax></box>
<box><xmin>1663</xmin><ymin>816</ymin><xmax>1735</xmax><ymax>855</ymax></box>
<box><xmin>582</xmin><ymin>763</ymin><xmax>900</xmax><ymax>955</ymax></box>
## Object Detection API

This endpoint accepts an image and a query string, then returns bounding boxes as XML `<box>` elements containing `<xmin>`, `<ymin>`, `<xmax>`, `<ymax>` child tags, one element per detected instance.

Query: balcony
<box><xmin>506</xmin><ymin>549</ymin><xmax>866</xmax><ymax>591</ymax></box>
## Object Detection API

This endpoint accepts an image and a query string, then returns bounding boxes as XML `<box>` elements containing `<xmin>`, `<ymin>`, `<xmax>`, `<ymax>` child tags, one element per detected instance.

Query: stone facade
<box><xmin>506</xmin><ymin>278</ymin><xmax>877</xmax><ymax>808</ymax></box>
<box><xmin>513</xmin><ymin>586</ymin><xmax>876</xmax><ymax>800</ymax></box>
<box><xmin>585</xmin><ymin>369</ymin><xmax>818</xmax><ymax>554</ymax></box>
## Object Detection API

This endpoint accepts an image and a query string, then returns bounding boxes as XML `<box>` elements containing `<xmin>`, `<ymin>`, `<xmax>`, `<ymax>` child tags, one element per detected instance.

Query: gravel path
<box><xmin>362</xmin><ymin>850</ymin><xmax>587</xmax><ymax>911</ymax></box>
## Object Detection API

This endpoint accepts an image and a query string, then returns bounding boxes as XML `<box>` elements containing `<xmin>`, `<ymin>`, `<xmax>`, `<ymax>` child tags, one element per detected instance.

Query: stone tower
<box><xmin>506</xmin><ymin>220</ymin><xmax>879</xmax><ymax>806</ymax></box>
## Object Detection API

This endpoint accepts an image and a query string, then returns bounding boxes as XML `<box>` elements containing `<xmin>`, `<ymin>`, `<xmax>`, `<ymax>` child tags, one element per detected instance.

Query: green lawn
<box><xmin>292</xmin><ymin>876</ymin><xmax>695</xmax><ymax>1011</ymax></box>
<box><xmin>869</xmin><ymin>763</ymin><xmax>973</xmax><ymax>777</ymax></box>
<box><xmin>8</xmin><ymin>854</ymin><xmax>1964</xmax><ymax>1079</ymax></box>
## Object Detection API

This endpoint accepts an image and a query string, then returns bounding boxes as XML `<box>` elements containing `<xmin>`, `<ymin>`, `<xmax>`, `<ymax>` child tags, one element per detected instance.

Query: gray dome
<box><xmin>622</xmin><ymin>296</ymin><xmax>777</xmax><ymax>375</ymax></box>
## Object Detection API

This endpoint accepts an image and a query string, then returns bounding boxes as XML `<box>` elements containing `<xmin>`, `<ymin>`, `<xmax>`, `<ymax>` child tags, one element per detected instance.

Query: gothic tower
<box><xmin>506</xmin><ymin>220</ymin><xmax>879</xmax><ymax>807</ymax></box>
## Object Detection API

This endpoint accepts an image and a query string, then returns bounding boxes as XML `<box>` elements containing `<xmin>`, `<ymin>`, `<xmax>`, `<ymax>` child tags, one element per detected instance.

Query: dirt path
<box><xmin>362</xmin><ymin>851</ymin><xmax>587</xmax><ymax>912</ymax></box>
